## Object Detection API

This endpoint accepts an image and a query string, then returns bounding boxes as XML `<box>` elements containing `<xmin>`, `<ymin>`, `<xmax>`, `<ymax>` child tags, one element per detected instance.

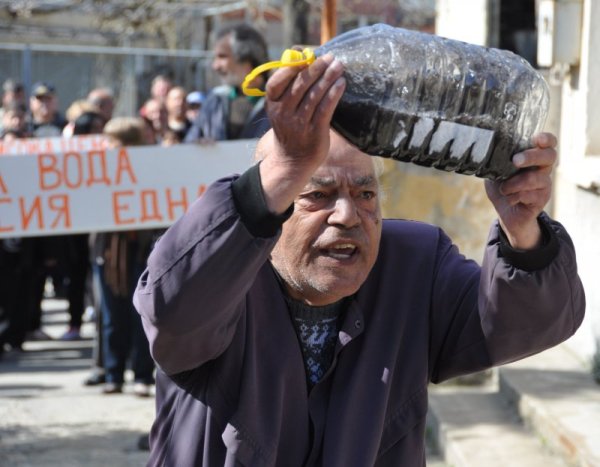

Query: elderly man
<box><xmin>184</xmin><ymin>23</ymin><xmax>271</xmax><ymax>142</ymax></box>
<box><xmin>135</xmin><ymin>54</ymin><xmax>585</xmax><ymax>465</ymax></box>
<box><xmin>28</xmin><ymin>81</ymin><xmax>67</xmax><ymax>137</ymax></box>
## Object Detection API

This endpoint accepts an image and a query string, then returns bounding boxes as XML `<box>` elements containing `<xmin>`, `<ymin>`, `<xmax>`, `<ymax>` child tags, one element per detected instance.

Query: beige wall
<box><xmin>380</xmin><ymin>159</ymin><xmax>496</xmax><ymax>264</ymax></box>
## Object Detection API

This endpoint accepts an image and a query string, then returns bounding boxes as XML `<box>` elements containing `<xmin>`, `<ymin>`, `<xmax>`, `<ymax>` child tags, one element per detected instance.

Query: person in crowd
<box><xmin>1</xmin><ymin>79</ymin><xmax>25</xmax><ymax>108</ymax></box>
<box><xmin>150</xmin><ymin>74</ymin><xmax>172</xmax><ymax>106</ymax></box>
<box><xmin>164</xmin><ymin>86</ymin><xmax>190</xmax><ymax>142</ymax></box>
<box><xmin>134</xmin><ymin>53</ymin><xmax>586</xmax><ymax>465</ymax></box>
<box><xmin>95</xmin><ymin>117</ymin><xmax>156</xmax><ymax>397</ymax></box>
<box><xmin>185</xmin><ymin>91</ymin><xmax>204</xmax><ymax>125</ymax></box>
<box><xmin>139</xmin><ymin>116</ymin><xmax>159</xmax><ymax>145</ymax></box>
<box><xmin>21</xmin><ymin>82</ymin><xmax>67</xmax><ymax>342</ymax></box>
<box><xmin>62</xmin><ymin>99</ymin><xmax>101</xmax><ymax>137</ymax></box>
<box><xmin>1</xmin><ymin>102</ymin><xmax>29</xmax><ymax>138</ymax></box>
<box><xmin>139</xmin><ymin>98</ymin><xmax>167</xmax><ymax>143</ymax></box>
<box><xmin>87</xmin><ymin>87</ymin><xmax>115</xmax><ymax>122</ymax></box>
<box><xmin>0</xmin><ymin>123</ymin><xmax>34</xmax><ymax>357</ymax></box>
<box><xmin>28</xmin><ymin>81</ymin><xmax>67</xmax><ymax>137</ymax></box>
<box><xmin>72</xmin><ymin>109</ymin><xmax>111</xmax><ymax>382</ymax></box>
<box><xmin>57</xmin><ymin>109</ymin><xmax>107</xmax><ymax>342</ymax></box>
<box><xmin>72</xmin><ymin>111</ymin><xmax>106</xmax><ymax>136</ymax></box>
<box><xmin>184</xmin><ymin>23</ymin><xmax>271</xmax><ymax>142</ymax></box>
<box><xmin>0</xmin><ymin>79</ymin><xmax>26</xmax><ymax>133</ymax></box>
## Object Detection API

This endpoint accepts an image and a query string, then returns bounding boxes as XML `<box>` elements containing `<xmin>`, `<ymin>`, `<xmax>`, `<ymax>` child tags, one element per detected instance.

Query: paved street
<box><xmin>0</xmin><ymin>299</ymin><xmax>153</xmax><ymax>467</ymax></box>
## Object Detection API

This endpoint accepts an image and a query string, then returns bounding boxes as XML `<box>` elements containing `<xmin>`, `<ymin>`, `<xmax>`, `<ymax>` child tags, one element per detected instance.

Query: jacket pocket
<box><xmin>222</xmin><ymin>422</ymin><xmax>272</xmax><ymax>467</ymax></box>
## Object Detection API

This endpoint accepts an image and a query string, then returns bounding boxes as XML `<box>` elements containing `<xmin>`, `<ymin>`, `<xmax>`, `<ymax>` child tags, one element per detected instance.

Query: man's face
<box><xmin>212</xmin><ymin>34</ymin><xmax>252</xmax><ymax>87</ymax></box>
<box><xmin>151</xmin><ymin>78</ymin><xmax>172</xmax><ymax>103</ymax></box>
<box><xmin>270</xmin><ymin>133</ymin><xmax>383</xmax><ymax>306</ymax></box>
<box><xmin>2</xmin><ymin>109</ymin><xmax>25</xmax><ymax>132</ymax></box>
<box><xmin>30</xmin><ymin>94</ymin><xmax>57</xmax><ymax>123</ymax></box>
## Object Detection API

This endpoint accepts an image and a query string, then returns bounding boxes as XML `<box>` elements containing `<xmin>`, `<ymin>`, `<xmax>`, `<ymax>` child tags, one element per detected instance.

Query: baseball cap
<box><xmin>32</xmin><ymin>81</ymin><xmax>56</xmax><ymax>97</ymax></box>
<box><xmin>186</xmin><ymin>91</ymin><xmax>205</xmax><ymax>106</ymax></box>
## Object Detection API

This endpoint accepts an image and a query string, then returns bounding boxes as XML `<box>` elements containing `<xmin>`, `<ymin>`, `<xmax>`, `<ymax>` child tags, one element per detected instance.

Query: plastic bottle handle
<box><xmin>242</xmin><ymin>48</ymin><xmax>316</xmax><ymax>97</ymax></box>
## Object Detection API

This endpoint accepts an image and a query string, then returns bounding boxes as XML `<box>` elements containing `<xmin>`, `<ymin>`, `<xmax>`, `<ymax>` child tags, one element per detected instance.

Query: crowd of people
<box><xmin>0</xmin><ymin>23</ymin><xmax>271</xmax><ymax>403</ymax></box>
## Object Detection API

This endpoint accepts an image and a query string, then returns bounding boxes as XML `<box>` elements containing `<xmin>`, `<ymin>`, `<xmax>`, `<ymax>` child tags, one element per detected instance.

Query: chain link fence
<box><xmin>0</xmin><ymin>43</ymin><xmax>213</xmax><ymax>117</ymax></box>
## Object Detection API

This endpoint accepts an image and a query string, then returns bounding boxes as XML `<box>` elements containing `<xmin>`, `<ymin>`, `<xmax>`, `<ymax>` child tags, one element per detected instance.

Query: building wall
<box><xmin>433</xmin><ymin>0</ymin><xmax>600</xmax><ymax>367</ymax></box>
<box><xmin>435</xmin><ymin>0</ymin><xmax>488</xmax><ymax>45</ymax></box>
<box><xmin>551</xmin><ymin>0</ymin><xmax>600</xmax><ymax>364</ymax></box>
<box><xmin>379</xmin><ymin>160</ymin><xmax>496</xmax><ymax>265</ymax></box>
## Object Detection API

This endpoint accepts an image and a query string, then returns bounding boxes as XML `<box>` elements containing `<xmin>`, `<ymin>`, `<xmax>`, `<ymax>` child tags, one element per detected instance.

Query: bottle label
<box><xmin>429</xmin><ymin>120</ymin><xmax>494</xmax><ymax>163</ymax></box>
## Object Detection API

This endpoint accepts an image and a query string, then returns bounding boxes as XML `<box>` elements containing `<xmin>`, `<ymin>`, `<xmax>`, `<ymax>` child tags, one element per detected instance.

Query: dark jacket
<box><xmin>184</xmin><ymin>85</ymin><xmax>270</xmax><ymax>142</ymax></box>
<box><xmin>134</xmin><ymin>170</ymin><xmax>585</xmax><ymax>466</ymax></box>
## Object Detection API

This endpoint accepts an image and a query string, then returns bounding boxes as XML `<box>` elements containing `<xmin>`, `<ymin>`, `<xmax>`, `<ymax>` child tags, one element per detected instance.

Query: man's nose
<box><xmin>328</xmin><ymin>196</ymin><xmax>360</xmax><ymax>228</ymax></box>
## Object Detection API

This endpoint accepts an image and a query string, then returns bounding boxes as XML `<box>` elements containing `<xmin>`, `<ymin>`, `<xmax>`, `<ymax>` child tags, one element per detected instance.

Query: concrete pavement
<box><xmin>0</xmin><ymin>299</ymin><xmax>153</xmax><ymax>467</ymax></box>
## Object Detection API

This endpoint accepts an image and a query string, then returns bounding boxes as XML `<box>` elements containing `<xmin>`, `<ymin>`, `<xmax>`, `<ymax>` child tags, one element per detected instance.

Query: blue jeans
<box><xmin>99</xmin><ymin>261</ymin><xmax>154</xmax><ymax>385</ymax></box>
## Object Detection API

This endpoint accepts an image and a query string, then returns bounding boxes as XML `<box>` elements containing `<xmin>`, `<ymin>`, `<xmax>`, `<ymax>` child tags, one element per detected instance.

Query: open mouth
<box><xmin>321</xmin><ymin>243</ymin><xmax>358</xmax><ymax>260</ymax></box>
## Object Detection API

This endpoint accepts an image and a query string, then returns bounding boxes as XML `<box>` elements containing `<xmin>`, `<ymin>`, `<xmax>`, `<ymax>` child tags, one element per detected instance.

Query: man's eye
<box><xmin>307</xmin><ymin>191</ymin><xmax>327</xmax><ymax>200</ymax></box>
<box><xmin>360</xmin><ymin>191</ymin><xmax>376</xmax><ymax>200</ymax></box>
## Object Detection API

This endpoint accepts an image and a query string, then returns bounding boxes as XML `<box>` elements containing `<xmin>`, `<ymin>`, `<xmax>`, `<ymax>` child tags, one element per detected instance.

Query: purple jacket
<box><xmin>134</xmin><ymin>173</ymin><xmax>585</xmax><ymax>467</ymax></box>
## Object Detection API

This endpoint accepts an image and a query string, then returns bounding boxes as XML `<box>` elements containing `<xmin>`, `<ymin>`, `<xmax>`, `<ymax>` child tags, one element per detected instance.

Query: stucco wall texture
<box><xmin>379</xmin><ymin>158</ymin><xmax>497</xmax><ymax>265</ymax></box>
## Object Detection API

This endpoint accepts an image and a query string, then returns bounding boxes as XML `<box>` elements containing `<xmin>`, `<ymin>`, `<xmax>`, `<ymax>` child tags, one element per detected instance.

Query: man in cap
<box><xmin>28</xmin><ymin>81</ymin><xmax>67</xmax><ymax>137</ymax></box>
<box><xmin>185</xmin><ymin>91</ymin><xmax>204</xmax><ymax>125</ymax></box>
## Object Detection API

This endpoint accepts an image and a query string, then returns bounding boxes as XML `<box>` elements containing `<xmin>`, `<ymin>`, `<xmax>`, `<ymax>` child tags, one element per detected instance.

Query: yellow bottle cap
<box><xmin>242</xmin><ymin>48</ymin><xmax>316</xmax><ymax>97</ymax></box>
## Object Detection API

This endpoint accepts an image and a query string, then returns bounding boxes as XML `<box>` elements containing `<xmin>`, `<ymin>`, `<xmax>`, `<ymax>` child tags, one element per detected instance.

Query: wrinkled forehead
<box><xmin>314</xmin><ymin>132</ymin><xmax>378</xmax><ymax>183</ymax></box>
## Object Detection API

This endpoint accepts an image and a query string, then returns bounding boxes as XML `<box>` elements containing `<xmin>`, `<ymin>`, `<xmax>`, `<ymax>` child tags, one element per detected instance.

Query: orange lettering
<box><xmin>0</xmin><ymin>172</ymin><xmax>7</xmax><ymax>194</ymax></box>
<box><xmin>19</xmin><ymin>196</ymin><xmax>44</xmax><ymax>230</ymax></box>
<box><xmin>115</xmin><ymin>148</ymin><xmax>137</xmax><ymax>185</ymax></box>
<box><xmin>86</xmin><ymin>150</ymin><xmax>111</xmax><ymax>186</ymax></box>
<box><xmin>140</xmin><ymin>190</ymin><xmax>163</xmax><ymax>223</ymax></box>
<box><xmin>112</xmin><ymin>190</ymin><xmax>135</xmax><ymax>225</ymax></box>
<box><xmin>0</xmin><ymin>198</ymin><xmax>14</xmax><ymax>232</ymax></box>
<box><xmin>38</xmin><ymin>153</ymin><xmax>61</xmax><ymax>190</ymax></box>
<box><xmin>166</xmin><ymin>187</ymin><xmax>189</xmax><ymax>220</ymax></box>
<box><xmin>63</xmin><ymin>152</ymin><xmax>83</xmax><ymax>189</ymax></box>
<box><xmin>48</xmin><ymin>194</ymin><xmax>71</xmax><ymax>229</ymax></box>
<box><xmin>197</xmin><ymin>184</ymin><xmax>207</xmax><ymax>198</ymax></box>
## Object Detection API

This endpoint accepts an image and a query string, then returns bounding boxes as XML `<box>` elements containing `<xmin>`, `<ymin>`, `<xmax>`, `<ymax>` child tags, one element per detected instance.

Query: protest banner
<box><xmin>0</xmin><ymin>134</ymin><xmax>110</xmax><ymax>156</ymax></box>
<box><xmin>0</xmin><ymin>140</ymin><xmax>257</xmax><ymax>238</ymax></box>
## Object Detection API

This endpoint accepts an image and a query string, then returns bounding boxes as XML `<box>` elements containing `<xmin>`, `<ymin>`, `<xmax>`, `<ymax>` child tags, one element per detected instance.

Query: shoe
<box><xmin>102</xmin><ymin>382</ymin><xmax>123</xmax><ymax>394</ymax></box>
<box><xmin>26</xmin><ymin>329</ymin><xmax>53</xmax><ymax>341</ymax></box>
<box><xmin>60</xmin><ymin>327</ymin><xmax>81</xmax><ymax>341</ymax></box>
<box><xmin>133</xmin><ymin>382</ymin><xmax>151</xmax><ymax>398</ymax></box>
<box><xmin>83</xmin><ymin>372</ymin><xmax>106</xmax><ymax>386</ymax></box>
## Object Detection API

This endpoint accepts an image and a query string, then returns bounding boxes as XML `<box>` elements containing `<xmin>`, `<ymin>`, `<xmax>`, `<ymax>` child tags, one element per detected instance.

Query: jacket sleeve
<box><xmin>430</xmin><ymin>214</ymin><xmax>585</xmax><ymax>383</ymax></box>
<box><xmin>133</xmin><ymin>169</ymin><xmax>288</xmax><ymax>375</ymax></box>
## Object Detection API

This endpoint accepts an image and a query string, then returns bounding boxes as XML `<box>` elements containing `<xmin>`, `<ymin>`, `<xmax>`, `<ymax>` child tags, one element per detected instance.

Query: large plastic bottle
<box><xmin>315</xmin><ymin>24</ymin><xmax>550</xmax><ymax>180</ymax></box>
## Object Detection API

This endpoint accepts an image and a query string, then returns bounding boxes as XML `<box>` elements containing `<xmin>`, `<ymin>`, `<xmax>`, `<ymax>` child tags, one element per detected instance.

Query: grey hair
<box><xmin>216</xmin><ymin>23</ymin><xmax>269</xmax><ymax>68</ymax></box>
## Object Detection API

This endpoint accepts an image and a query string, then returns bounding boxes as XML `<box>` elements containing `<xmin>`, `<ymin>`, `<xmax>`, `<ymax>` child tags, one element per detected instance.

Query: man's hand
<box><xmin>257</xmin><ymin>53</ymin><xmax>346</xmax><ymax>214</ymax></box>
<box><xmin>484</xmin><ymin>133</ymin><xmax>557</xmax><ymax>250</ymax></box>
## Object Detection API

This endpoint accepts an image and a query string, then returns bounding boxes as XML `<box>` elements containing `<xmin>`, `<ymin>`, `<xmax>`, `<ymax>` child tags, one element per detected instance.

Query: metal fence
<box><xmin>0</xmin><ymin>43</ymin><xmax>214</xmax><ymax>117</ymax></box>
